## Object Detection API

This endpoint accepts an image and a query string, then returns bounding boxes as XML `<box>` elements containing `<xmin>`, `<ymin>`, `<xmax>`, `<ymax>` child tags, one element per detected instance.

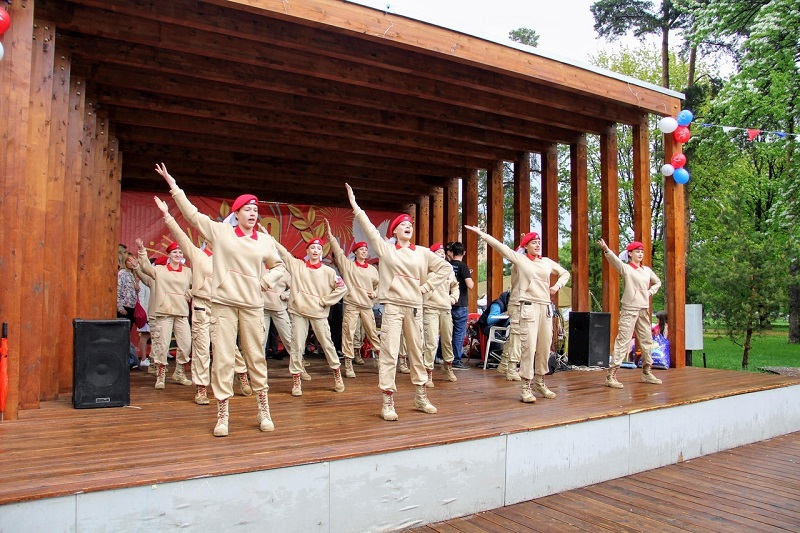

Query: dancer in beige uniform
<box><xmin>465</xmin><ymin>227</ymin><xmax>569</xmax><ymax>403</ymax></box>
<box><xmin>260</xmin><ymin>267</ymin><xmax>293</xmax><ymax>366</ymax></box>
<box><xmin>346</xmin><ymin>184</ymin><xmax>451</xmax><ymax>421</ymax></box>
<box><xmin>597</xmin><ymin>239</ymin><xmax>662</xmax><ymax>388</ymax></box>
<box><xmin>274</xmin><ymin>237</ymin><xmax>348</xmax><ymax>397</ymax></box>
<box><xmin>423</xmin><ymin>243</ymin><xmax>459</xmax><ymax>386</ymax></box>
<box><xmin>157</xmin><ymin>163</ymin><xmax>285</xmax><ymax>437</ymax></box>
<box><xmin>135</xmin><ymin>239</ymin><xmax>193</xmax><ymax>390</ymax></box>
<box><xmin>326</xmin><ymin>221</ymin><xmax>380</xmax><ymax>379</ymax></box>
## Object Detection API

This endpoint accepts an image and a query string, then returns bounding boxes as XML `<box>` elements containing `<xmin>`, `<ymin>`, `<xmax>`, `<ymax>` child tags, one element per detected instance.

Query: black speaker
<box><xmin>73</xmin><ymin>319</ymin><xmax>130</xmax><ymax>408</ymax></box>
<box><xmin>568</xmin><ymin>312</ymin><xmax>610</xmax><ymax>367</ymax></box>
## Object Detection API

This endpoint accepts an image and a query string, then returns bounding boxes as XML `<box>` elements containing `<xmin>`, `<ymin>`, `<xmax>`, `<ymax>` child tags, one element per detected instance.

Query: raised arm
<box><xmin>156</xmin><ymin>163</ymin><xmax>219</xmax><ymax>242</ymax></box>
<box><xmin>346</xmin><ymin>183</ymin><xmax>391</xmax><ymax>258</ymax></box>
<box><xmin>464</xmin><ymin>225</ymin><xmax>522</xmax><ymax>266</ymax></box>
<box><xmin>156</xmin><ymin>196</ymin><xmax>200</xmax><ymax>262</ymax></box>
<box><xmin>325</xmin><ymin>218</ymin><xmax>347</xmax><ymax>267</ymax></box>
<box><xmin>135</xmin><ymin>237</ymin><xmax>156</xmax><ymax>279</ymax></box>
<box><xmin>597</xmin><ymin>238</ymin><xmax>625</xmax><ymax>274</ymax></box>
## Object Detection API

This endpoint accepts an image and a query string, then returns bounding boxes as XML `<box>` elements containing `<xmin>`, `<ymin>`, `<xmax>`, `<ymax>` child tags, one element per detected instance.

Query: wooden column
<box><xmin>23</xmin><ymin>20</ymin><xmax>57</xmax><ymax>406</ymax></box>
<box><xmin>664</xmin><ymin>134</ymin><xmax>686</xmax><ymax>367</ymax></box>
<box><xmin>416</xmin><ymin>195</ymin><xmax>430</xmax><ymax>247</ymax></box>
<box><xmin>0</xmin><ymin>0</ymin><xmax>34</xmax><ymax>420</ymax></box>
<box><xmin>632</xmin><ymin>115</ymin><xmax>653</xmax><ymax>257</ymax></box>
<box><xmin>444</xmin><ymin>179</ymin><xmax>460</xmax><ymax>243</ymax></box>
<box><xmin>570</xmin><ymin>136</ymin><xmax>590</xmax><ymax>312</ymax></box>
<box><xmin>76</xmin><ymin>101</ymin><xmax>100</xmax><ymax>318</ymax></box>
<box><xmin>431</xmin><ymin>186</ymin><xmax>444</xmax><ymax>246</ymax></box>
<box><xmin>513</xmin><ymin>152</ymin><xmax>531</xmax><ymax>241</ymax></box>
<box><xmin>541</xmin><ymin>144</ymin><xmax>559</xmax><ymax>262</ymax></box>
<box><xmin>463</xmin><ymin>170</ymin><xmax>479</xmax><ymax>311</ymax></box>
<box><xmin>600</xmin><ymin>124</ymin><xmax>621</xmax><ymax>343</ymax></box>
<box><xmin>486</xmin><ymin>161</ymin><xmax>504</xmax><ymax>301</ymax></box>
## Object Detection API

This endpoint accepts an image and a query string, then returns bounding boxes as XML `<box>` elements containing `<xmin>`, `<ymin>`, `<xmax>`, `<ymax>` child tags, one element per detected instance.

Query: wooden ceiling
<box><xmin>35</xmin><ymin>0</ymin><xmax>681</xmax><ymax>211</ymax></box>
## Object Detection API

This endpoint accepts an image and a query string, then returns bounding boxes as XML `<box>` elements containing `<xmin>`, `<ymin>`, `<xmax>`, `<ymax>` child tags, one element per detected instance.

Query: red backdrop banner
<box><xmin>120</xmin><ymin>192</ymin><xmax>400</xmax><ymax>264</ymax></box>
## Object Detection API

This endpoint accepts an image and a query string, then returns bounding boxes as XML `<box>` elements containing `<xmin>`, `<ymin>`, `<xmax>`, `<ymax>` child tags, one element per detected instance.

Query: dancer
<box><xmin>260</xmin><ymin>266</ymin><xmax>293</xmax><ymax>367</ymax></box>
<box><xmin>326</xmin><ymin>220</ymin><xmax>380</xmax><ymax>379</ymax></box>
<box><xmin>464</xmin><ymin>227</ymin><xmax>569</xmax><ymax>403</ymax></box>
<box><xmin>135</xmin><ymin>239</ymin><xmax>193</xmax><ymax>390</ymax></box>
<box><xmin>597</xmin><ymin>239</ymin><xmax>663</xmax><ymax>388</ymax></box>
<box><xmin>273</xmin><ymin>237</ymin><xmax>348</xmax><ymax>397</ymax></box>
<box><xmin>346</xmin><ymin>184</ymin><xmax>451</xmax><ymax>421</ymax></box>
<box><xmin>156</xmin><ymin>163</ymin><xmax>285</xmax><ymax>437</ymax></box>
<box><xmin>422</xmin><ymin>243</ymin><xmax>460</xmax><ymax>386</ymax></box>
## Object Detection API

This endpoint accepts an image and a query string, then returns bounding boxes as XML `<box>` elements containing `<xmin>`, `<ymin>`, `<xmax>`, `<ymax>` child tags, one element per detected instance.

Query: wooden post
<box><xmin>487</xmin><ymin>161</ymin><xmax>504</xmax><ymax>301</ymax></box>
<box><xmin>541</xmin><ymin>143</ymin><xmax>560</xmax><ymax>305</ymax></box>
<box><xmin>513</xmin><ymin>152</ymin><xmax>531</xmax><ymax>241</ymax></box>
<box><xmin>633</xmin><ymin>116</ymin><xmax>652</xmax><ymax>258</ymax></box>
<box><xmin>570</xmin><ymin>136</ymin><xmax>590</xmax><ymax>312</ymax></box>
<box><xmin>431</xmin><ymin>186</ymin><xmax>444</xmax><ymax>246</ymax></box>
<box><xmin>76</xmin><ymin>101</ymin><xmax>99</xmax><ymax>318</ymax></box>
<box><xmin>444</xmin><ymin>179</ymin><xmax>460</xmax><ymax>243</ymax></box>
<box><xmin>463</xmin><ymin>170</ymin><xmax>479</xmax><ymax>311</ymax></box>
<box><xmin>601</xmin><ymin>124</ymin><xmax>621</xmax><ymax>344</ymax></box>
<box><xmin>417</xmin><ymin>195</ymin><xmax>430</xmax><ymax>248</ymax></box>
<box><xmin>664</xmin><ymin>134</ymin><xmax>686</xmax><ymax>367</ymax></box>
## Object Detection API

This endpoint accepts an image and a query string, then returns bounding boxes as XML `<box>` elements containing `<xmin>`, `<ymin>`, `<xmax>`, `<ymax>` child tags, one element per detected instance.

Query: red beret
<box><xmin>154</xmin><ymin>256</ymin><xmax>168</xmax><ymax>266</ymax></box>
<box><xmin>626</xmin><ymin>241</ymin><xmax>644</xmax><ymax>252</ymax></box>
<box><xmin>351</xmin><ymin>241</ymin><xmax>368</xmax><ymax>253</ymax></box>
<box><xmin>388</xmin><ymin>214</ymin><xmax>412</xmax><ymax>237</ymax></box>
<box><xmin>165</xmin><ymin>242</ymin><xmax>180</xmax><ymax>253</ymax></box>
<box><xmin>430</xmin><ymin>243</ymin><xmax>443</xmax><ymax>253</ymax></box>
<box><xmin>231</xmin><ymin>194</ymin><xmax>258</xmax><ymax>213</ymax></box>
<box><xmin>307</xmin><ymin>238</ymin><xmax>324</xmax><ymax>248</ymax></box>
<box><xmin>519</xmin><ymin>232</ymin><xmax>541</xmax><ymax>249</ymax></box>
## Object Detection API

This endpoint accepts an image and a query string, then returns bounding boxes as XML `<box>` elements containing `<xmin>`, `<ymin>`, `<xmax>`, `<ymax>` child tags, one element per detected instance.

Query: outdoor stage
<box><xmin>0</xmin><ymin>358</ymin><xmax>798</xmax><ymax>532</ymax></box>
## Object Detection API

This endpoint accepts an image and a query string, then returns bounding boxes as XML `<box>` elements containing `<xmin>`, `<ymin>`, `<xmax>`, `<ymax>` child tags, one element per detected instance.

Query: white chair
<box><xmin>483</xmin><ymin>325</ymin><xmax>510</xmax><ymax>369</ymax></box>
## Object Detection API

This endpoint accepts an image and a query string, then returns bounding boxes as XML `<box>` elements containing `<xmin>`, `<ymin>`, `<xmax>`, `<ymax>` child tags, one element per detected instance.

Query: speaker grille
<box><xmin>73</xmin><ymin>319</ymin><xmax>130</xmax><ymax>408</ymax></box>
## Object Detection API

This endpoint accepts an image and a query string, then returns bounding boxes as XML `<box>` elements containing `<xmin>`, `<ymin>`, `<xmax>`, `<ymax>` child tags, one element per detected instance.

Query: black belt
<box><xmin>193</xmin><ymin>306</ymin><xmax>206</xmax><ymax>311</ymax></box>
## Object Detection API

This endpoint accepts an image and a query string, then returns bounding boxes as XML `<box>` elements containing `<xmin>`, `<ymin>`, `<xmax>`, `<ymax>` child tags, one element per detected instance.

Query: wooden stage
<box><xmin>1</xmin><ymin>357</ymin><xmax>798</xmax><ymax>532</ymax></box>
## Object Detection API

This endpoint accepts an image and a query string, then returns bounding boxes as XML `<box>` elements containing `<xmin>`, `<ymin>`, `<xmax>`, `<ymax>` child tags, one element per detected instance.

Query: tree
<box><xmin>508</xmin><ymin>27</ymin><xmax>540</xmax><ymax>48</ymax></box>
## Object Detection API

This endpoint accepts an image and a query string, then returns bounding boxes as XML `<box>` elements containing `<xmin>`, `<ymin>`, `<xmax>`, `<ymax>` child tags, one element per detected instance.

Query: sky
<box><xmin>347</xmin><ymin>0</ymin><xmax>646</xmax><ymax>64</ymax></box>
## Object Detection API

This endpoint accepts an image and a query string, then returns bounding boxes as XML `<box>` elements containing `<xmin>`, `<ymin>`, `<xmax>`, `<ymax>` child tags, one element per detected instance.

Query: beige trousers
<box><xmin>341</xmin><ymin>303</ymin><xmax>380</xmax><ymax>359</ymax></box>
<box><xmin>511</xmin><ymin>302</ymin><xmax>552</xmax><ymax>380</ymax></box>
<box><xmin>150</xmin><ymin>315</ymin><xmax>191</xmax><ymax>366</ymax></box>
<box><xmin>612</xmin><ymin>308</ymin><xmax>654</xmax><ymax>368</ymax></box>
<box><xmin>288</xmin><ymin>313</ymin><xmax>341</xmax><ymax>375</ymax></box>
<box><xmin>423</xmin><ymin>307</ymin><xmax>454</xmax><ymax>369</ymax></box>
<box><xmin>210</xmin><ymin>304</ymin><xmax>269</xmax><ymax>401</ymax></box>
<box><xmin>263</xmin><ymin>307</ymin><xmax>293</xmax><ymax>354</ymax></box>
<box><xmin>379</xmin><ymin>303</ymin><xmax>426</xmax><ymax>390</ymax></box>
<box><xmin>190</xmin><ymin>298</ymin><xmax>211</xmax><ymax>386</ymax></box>
<box><xmin>501</xmin><ymin>305</ymin><xmax>520</xmax><ymax>364</ymax></box>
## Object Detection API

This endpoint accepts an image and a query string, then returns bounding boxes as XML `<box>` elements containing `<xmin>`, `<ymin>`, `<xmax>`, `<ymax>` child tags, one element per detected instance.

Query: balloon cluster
<box><xmin>657</xmin><ymin>110</ymin><xmax>694</xmax><ymax>185</ymax></box>
<box><xmin>0</xmin><ymin>9</ymin><xmax>11</xmax><ymax>61</ymax></box>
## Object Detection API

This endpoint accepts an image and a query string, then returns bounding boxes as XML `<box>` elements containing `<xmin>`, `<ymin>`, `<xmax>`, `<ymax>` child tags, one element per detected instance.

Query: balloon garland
<box><xmin>658</xmin><ymin>109</ymin><xmax>693</xmax><ymax>184</ymax></box>
<box><xmin>0</xmin><ymin>8</ymin><xmax>10</xmax><ymax>62</ymax></box>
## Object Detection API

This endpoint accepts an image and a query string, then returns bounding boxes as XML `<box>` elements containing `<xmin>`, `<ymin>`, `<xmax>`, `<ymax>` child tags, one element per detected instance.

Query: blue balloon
<box><xmin>676</xmin><ymin>110</ymin><xmax>694</xmax><ymax>126</ymax></box>
<box><xmin>673</xmin><ymin>168</ymin><xmax>690</xmax><ymax>184</ymax></box>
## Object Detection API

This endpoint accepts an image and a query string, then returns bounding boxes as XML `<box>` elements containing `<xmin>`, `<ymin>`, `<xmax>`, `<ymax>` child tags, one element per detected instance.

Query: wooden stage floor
<box><xmin>412</xmin><ymin>431</ymin><xmax>800</xmax><ymax>532</ymax></box>
<box><xmin>1</xmin><ymin>357</ymin><xmax>798</xmax><ymax>506</ymax></box>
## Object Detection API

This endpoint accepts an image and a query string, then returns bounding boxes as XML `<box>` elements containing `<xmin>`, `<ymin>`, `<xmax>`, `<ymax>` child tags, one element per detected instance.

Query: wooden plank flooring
<box><xmin>411</xmin><ymin>431</ymin><xmax>800</xmax><ymax>532</ymax></box>
<box><xmin>0</xmin><ymin>356</ymin><xmax>797</xmax><ymax>507</ymax></box>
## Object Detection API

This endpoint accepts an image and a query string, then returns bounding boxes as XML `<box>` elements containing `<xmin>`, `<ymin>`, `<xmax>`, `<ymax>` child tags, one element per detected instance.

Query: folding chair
<box><xmin>483</xmin><ymin>325</ymin><xmax>509</xmax><ymax>369</ymax></box>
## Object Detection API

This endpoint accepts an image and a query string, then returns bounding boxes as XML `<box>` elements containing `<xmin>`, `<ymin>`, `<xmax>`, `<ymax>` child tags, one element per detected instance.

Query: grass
<box><xmin>690</xmin><ymin>329</ymin><xmax>800</xmax><ymax>371</ymax></box>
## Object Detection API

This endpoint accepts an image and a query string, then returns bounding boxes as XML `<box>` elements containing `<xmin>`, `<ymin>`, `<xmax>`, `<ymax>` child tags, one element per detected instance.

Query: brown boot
<box><xmin>605</xmin><ymin>367</ymin><xmax>624</xmax><ymax>389</ymax></box>
<box><xmin>425</xmin><ymin>368</ymin><xmax>434</xmax><ymax>388</ymax></box>
<box><xmin>381</xmin><ymin>390</ymin><xmax>398</xmax><ymax>421</ymax></box>
<box><xmin>413</xmin><ymin>385</ymin><xmax>437</xmax><ymax>414</ymax></box>
<box><xmin>172</xmin><ymin>363</ymin><xmax>192</xmax><ymax>386</ymax></box>
<box><xmin>642</xmin><ymin>364</ymin><xmax>663</xmax><ymax>385</ymax></box>
<box><xmin>194</xmin><ymin>385</ymin><xmax>210</xmax><ymax>405</ymax></box>
<box><xmin>236</xmin><ymin>372</ymin><xmax>253</xmax><ymax>396</ymax></box>
<box><xmin>213</xmin><ymin>399</ymin><xmax>229</xmax><ymax>437</ymax></box>
<box><xmin>443</xmin><ymin>362</ymin><xmax>458</xmax><ymax>382</ymax></box>
<box><xmin>533</xmin><ymin>374</ymin><xmax>556</xmax><ymax>399</ymax></box>
<box><xmin>257</xmin><ymin>390</ymin><xmax>275</xmax><ymax>432</ymax></box>
<box><xmin>398</xmin><ymin>356</ymin><xmax>411</xmax><ymax>374</ymax></box>
<box><xmin>333</xmin><ymin>368</ymin><xmax>345</xmax><ymax>392</ymax></box>
<box><xmin>155</xmin><ymin>364</ymin><xmax>166</xmax><ymax>390</ymax></box>
<box><xmin>291</xmin><ymin>374</ymin><xmax>302</xmax><ymax>397</ymax></box>
<box><xmin>344</xmin><ymin>358</ymin><xmax>356</xmax><ymax>378</ymax></box>
<box><xmin>520</xmin><ymin>380</ymin><xmax>536</xmax><ymax>403</ymax></box>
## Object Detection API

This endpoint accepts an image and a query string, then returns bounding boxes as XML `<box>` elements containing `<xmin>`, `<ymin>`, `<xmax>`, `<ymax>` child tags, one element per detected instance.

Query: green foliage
<box><xmin>508</xmin><ymin>27</ymin><xmax>540</xmax><ymax>48</ymax></box>
<box><xmin>692</xmin><ymin>331</ymin><xmax>800</xmax><ymax>371</ymax></box>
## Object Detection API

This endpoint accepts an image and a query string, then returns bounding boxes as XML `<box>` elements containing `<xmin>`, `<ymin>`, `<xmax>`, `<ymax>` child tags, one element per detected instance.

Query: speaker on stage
<box><xmin>568</xmin><ymin>312</ymin><xmax>610</xmax><ymax>367</ymax></box>
<box><xmin>73</xmin><ymin>319</ymin><xmax>130</xmax><ymax>408</ymax></box>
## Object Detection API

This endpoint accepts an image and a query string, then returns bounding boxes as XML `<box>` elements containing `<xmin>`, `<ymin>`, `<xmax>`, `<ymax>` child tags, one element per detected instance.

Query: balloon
<box><xmin>670</xmin><ymin>153</ymin><xmax>687</xmax><ymax>168</ymax></box>
<box><xmin>0</xmin><ymin>10</ymin><xmax>10</xmax><ymax>36</ymax></box>
<box><xmin>661</xmin><ymin>164</ymin><xmax>675</xmax><ymax>177</ymax></box>
<box><xmin>658</xmin><ymin>117</ymin><xmax>678</xmax><ymax>134</ymax></box>
<box><xmin>0</xmin><ymin>42</ymin><xmax>4</xmax><ymax>62</ymax></box>
<box><xmin>676</xmin><ymin>110</ymin><xmax>694</xmax><ymax>126</ymax></box>
<box><xmin>673</xmin><ymin>168</ymin><xmax>690</xmax><ymax>184</ymax></box>
<box><xmin>673</xmin><ymin>126</ymin><xmax>691</xmax><ymax>143</ymax></box>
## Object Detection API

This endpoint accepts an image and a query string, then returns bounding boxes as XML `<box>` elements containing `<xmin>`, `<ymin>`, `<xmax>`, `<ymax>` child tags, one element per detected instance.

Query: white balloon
<box><xmin>0</xmin><ymin>43</ymin><xmax>4</xmax><ymax>61</ymax></box>
<box><xmin>661</xmin><ymin>164</ymin><xmax>675</xmax><ymax>177</ymax></box>
<box><xmin>658</xmin><ymin>117</ymin><xmax>678</xmax><ymax>134</ymax></box>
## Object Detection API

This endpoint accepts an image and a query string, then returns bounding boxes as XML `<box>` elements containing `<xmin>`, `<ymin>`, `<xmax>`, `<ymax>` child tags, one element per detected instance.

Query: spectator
<box><xmin>449</xmin><ymin>242</ymin><xmax>474</xmax><ymax>369</ymax></box>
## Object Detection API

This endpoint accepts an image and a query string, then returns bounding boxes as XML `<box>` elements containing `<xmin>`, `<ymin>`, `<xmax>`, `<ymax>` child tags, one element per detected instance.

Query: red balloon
<box><xmin>670</xmin><ymin>153</ymin><xmax>687</xmax><ymax>169</ymax></box>
<box><xmin>0</xmin><ymin>10</ymin><xmax>10</xmax><ymax>36</ymax></box>
<box><xmin>673</xmin><ymin>126</ymin><xmax>691</xmax><ymax>144</ymax></box>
